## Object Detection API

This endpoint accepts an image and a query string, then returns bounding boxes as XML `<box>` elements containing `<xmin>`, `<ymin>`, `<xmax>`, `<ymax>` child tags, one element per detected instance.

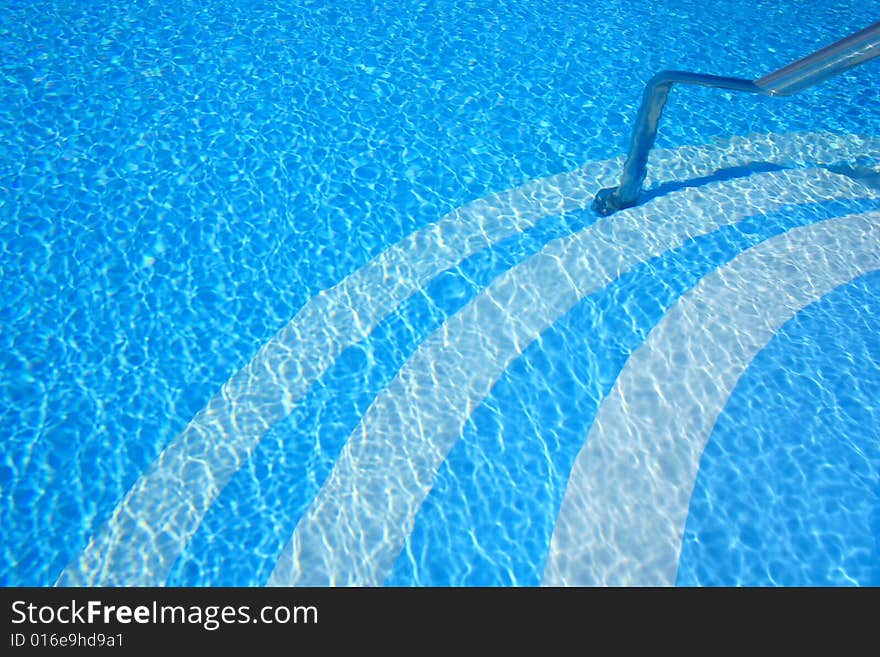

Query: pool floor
<box><xmin>2</xmin><ymin>0</ymin><xmax>879</xmax><ymax>587</ymax></box>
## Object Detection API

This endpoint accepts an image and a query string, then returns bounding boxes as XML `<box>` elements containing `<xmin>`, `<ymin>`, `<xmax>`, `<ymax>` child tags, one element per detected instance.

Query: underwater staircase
<box><xmin>58</xmin><ymin>25</ymin><xmax>880</xmax><ymax>588</ymax></box>
<box><xmin>58</xmin><ymin>131</ymin><xmax>880</xmax><ymax>587</ymax></box>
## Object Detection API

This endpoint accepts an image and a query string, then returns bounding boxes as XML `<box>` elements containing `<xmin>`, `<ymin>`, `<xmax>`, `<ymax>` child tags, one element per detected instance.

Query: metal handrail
<box><xmin>593</xmin><ymin>21</ymin><xmax>880</xmax><ymax>216</ymax></box>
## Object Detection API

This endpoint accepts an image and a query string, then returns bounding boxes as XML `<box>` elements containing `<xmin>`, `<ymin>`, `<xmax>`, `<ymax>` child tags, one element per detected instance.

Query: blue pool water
<box><xmin>1</xmin><ymin>0</ymin><xmax>879</xmax><ymax>586</ymax></box>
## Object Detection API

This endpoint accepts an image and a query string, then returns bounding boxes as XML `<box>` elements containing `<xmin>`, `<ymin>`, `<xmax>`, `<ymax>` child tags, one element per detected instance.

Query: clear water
<box><xmin>1</xmin><ymin>0</ymin><xmax>878</xmax><ymax>586</ymax></box>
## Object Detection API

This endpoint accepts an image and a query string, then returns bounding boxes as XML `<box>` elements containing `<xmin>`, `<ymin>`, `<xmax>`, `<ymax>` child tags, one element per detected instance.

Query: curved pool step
<box><xmin>675</xmin><ymin>269</ymin><xmax>880</xmax><ymax>586</ymax></box>
<box><xmin>58</xmin><ymin>131</ymin><xmax>879</xmax><ymax>586</ymax></box>
<box><xmin>542</xmin><ymin>209</ymin><xmax>880</xmax><ymax>586</ymax></box>
<box><xmin>269</xmin><ymin>168</ymin><xmax>880</xmax><ymax>586</ymax></box>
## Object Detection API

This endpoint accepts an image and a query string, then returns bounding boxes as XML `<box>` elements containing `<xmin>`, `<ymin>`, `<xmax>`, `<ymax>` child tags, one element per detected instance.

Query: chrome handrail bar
<box><xmin>593</xmin><ymin>21</ymin><xmax>880</xmax><ymax>216</ymax></box>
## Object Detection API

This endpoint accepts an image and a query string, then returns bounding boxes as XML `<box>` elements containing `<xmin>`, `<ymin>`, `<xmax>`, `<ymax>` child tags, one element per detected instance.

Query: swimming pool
<box><xmin>2</xmin><ymin>0</ymin><xmax>878</xmax><ymax>587</ymax></box>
